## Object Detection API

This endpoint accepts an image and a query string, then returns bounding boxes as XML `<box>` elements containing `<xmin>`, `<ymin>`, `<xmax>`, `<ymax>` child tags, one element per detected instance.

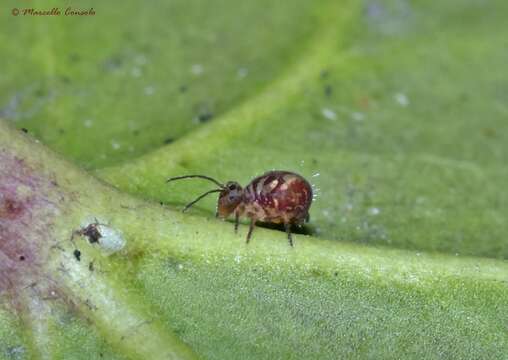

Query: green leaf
<box><xmin>98</xmin><ymin>0</ymin><xmax>508</xmax><ymax>259</ymax></box>
<box><xmin>0</xmin><ymin>0</ymin><xmax>326</xmax><ymax>168</ymax></box>
<box><xmin>1</xmin><ymin>121</ymin><xmax>507</xmax><ymax>359</ymax></box>
<box><xmin>1</xmin><ymin>0</ymin><xmax>508</xmax><ymax>359</ymax></box>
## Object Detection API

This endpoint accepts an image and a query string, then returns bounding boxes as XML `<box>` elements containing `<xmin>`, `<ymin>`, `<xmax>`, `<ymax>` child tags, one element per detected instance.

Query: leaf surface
<box><xmin>1</xmin><ymin>0</ymin><xmax>507</xmax><ymax>359</ymax></box>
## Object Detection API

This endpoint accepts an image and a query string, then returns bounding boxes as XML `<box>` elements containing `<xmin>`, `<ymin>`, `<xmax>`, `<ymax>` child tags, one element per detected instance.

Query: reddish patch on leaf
<box><xmin>0</xmin><ymin>149</ymin><xmax>64</xmax><ymax>308</ymax></box>
<box><xmin>0</xmin><ymin>197</ymin><xmax>25</xmax><ymax>219</ymax></box>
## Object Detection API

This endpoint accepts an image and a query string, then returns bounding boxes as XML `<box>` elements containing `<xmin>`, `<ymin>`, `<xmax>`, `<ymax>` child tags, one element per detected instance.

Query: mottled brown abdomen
<box><xmin>243</xmin><ymin>171</ymin><xmax>312</xmax><ymax>224</ymax></box>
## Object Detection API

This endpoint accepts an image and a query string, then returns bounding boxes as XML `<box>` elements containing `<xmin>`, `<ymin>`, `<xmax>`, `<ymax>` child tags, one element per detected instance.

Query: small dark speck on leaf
<box><xmin>320</xmin><ymin>69</ymin><xmax>330</xmax><ymax>79</ymax></box>
<box><xmin>159</xmin><ymin>201</ymin><xmax>164</xmax><ymax>206</ymax></box>
<box><xmin>198</xmin><ymin>111</ymin><xmax>214</xmax><ymax>123</ymax></box>
<box><xmin>82</xmin><ymin>224</ymin><xmax>102</xmax><ymax>244</ymax></box>
<box><xmin>179</xmin><ymin>85</ymin><xmax>188</xmax><ymax>93</ymax></box>
<box><xmin>69</xmin><ymin>53</ymin><xmax>81</xmax><ymax>63</ymax></box>
<box><xmin>103</xmin><ymin>55</ymin><xmax>123</xmax><ymax>72</ymax></box>
<box><xmin>1</xmin><ymin>198</ymin><xmax>24</xmax><ymax>219</ymax></box>
<box><xmin>21</xmin><ymin>128</ymin><xmax>28</xmax><ymax>133</ymax></box>
<box><xmin>73</xmin><ymin>249</ymin><xmax>82</xmax><ymax>261</ymax></box>
<box><xmin>34</xmin><ymin>88</ymin><xmax>46</xmax><ymax>97</ymax></box>
<box><xmin>60</xmin><ymin>76</ymin><xmax>71</xmax><ymax>84</ymax></box>
<box><xmin>324</xmin><ymin>84</ymin><xmax>333</xmax><ymax>97</ymax></box>
<box><xmin>334</xmin><ymin>272</ymin><xmax>338</xmax><ymax>276</ymax></box>
<box><xmin>163</xmin><ymin>137</ymin><xmax>174</xmax><ymax>145</ymax></box>
<box><xmin>89</xmin><ymin>261</ymin><xmax>94</xmax><ymax>272</ymax></box>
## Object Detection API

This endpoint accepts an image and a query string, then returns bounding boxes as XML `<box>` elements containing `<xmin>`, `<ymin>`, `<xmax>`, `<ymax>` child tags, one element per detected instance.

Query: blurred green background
<box><xmin>3</xmin><ymin>0</ymin><xmax>507</xmax><ymax>258</ymax></box>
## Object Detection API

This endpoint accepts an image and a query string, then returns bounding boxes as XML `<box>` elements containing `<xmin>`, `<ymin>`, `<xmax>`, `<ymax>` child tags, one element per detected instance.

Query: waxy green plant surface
<box><xmin>1</xmin><ymin>0</ymin><xmax>507</xmax><ymax>359</ymax></box>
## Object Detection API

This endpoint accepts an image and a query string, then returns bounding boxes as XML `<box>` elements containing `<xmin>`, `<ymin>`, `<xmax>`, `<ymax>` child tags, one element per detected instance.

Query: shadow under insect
<box><xmin>254</xmin><ymin>221</ymin><xmax>316</xmax><ymax>237</ymax></box>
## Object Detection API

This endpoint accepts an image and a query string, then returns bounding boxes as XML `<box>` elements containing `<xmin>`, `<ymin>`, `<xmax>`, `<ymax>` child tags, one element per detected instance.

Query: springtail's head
<box><xmin>166</xmin><ymin>175</ymin><xmax>243</xmax><ymax>218</ymax></box>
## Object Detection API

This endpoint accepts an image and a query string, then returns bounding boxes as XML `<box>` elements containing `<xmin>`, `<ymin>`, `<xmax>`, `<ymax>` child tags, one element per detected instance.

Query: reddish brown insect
<box><xmin>166</xmin><ymin>171</ymin><xmax>313</xmax><ymax>246</ymax></box>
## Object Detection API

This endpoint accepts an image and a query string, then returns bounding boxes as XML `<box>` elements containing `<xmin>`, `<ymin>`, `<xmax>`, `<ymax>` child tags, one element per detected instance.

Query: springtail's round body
<box><xmin>166</xmin><ymin>171</ymin><xmax>313</xmax><ymax>246</ymax></box>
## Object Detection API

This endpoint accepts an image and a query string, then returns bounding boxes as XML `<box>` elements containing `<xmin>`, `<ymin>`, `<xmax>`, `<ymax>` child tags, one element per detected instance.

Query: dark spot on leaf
<box><xmin>179</xmin><ymin>85</ymin><xmax>188</xmax><ymax>93</ymax></box>
<box><xmin>103</xmin><ymin>55</ymin><xmax>123</xmax><ymax>72</ymax></box>
<box><xmin>163</xmin><ymin>137</ymin><xmax>174</xmax><ymax>145</ymax></box>
<box><xmin>324</xmin><ymin>84</ymin><xmax>333</xmax><ymax>97</ymax></box>
<box><xmin>89</xmin><ymin>261</ymin><xmax>94</xmax><ymax>272</ymax></box>
<box><xmin>34</xmin><ymin>88</ymin><xmax>46</xmax><ymax>97</ymax></box>
<box><xmin>73</xmin><ymin>249</ymin><xmax>81</xmax><ymax>261</ymax></box>
<box><xmin>198</xmin><ymin>111</ymin><xmax>214</xmax><ymax>123</ymax></box>
<box><xmin>1</xmin><ymin>198</ymin><xmax>25</xmax><ymax>220</ymax></box>
<box><xmin>21</xmin><ymin>128</ymin><xmax>28</xmax><ymax>133</ymax></box>
<box><xmin>178</xmin><ymin>159</ymin><xmax>190</xmax><ymax>168</ymax></box>
<box><xmin>60</xmin><ymin>76</ymin><xmax>71</xmax><ymax>84</ymax></box>
<box><xmin>81</xmin><ymin>224</ymin><xmax>102</xmax><ymax>244</ymax></box>
<box><xmin>69</xmin><ymin>53</ymin><xmax>81</xmax><ymax>62</ymax></box>
<box><xmin>173</xmin><ymin>327</ymin><xmax>185</xmax><ymax>336</ymax></box>
<box><xmin>310</xmin><ymin>268</ymin><xmax>324</xmax><ymax>277</ymax></box>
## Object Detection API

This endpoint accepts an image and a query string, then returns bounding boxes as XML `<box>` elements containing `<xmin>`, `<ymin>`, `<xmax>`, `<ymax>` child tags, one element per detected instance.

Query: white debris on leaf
<box><xmin>394</xmin><ymin>92</ymin><xmax>409</xmax><ymax>107</ymax></box>
<box><xmin>368</xmin><ymin>207</ymin><xmax>381</xmax><ymax>216</ymax></box>
<box><xmin>111</xmin><ymin>140</ymin><xmax>121</xmax><ymax>150</ymax></box>
<box><xmin>321</xmin><ymin>108</ymin><xmax>337</xmax><ymax>121</ymax></box>
<box><xmin>80</xmin><ymin>218</ymin><xmax>126</xmax><ymax>255</ymax></box>
<box><xmin>351</xmin><ymin>112</ymin><xmax>365</xmax><ymax>121</ymax></box>
<box><xmin>191</xmin><ymin>64</ymin><xmax>204</xmax><ymax>75</ymax></box>
<box><xmin>144</xmin><ymin>85</ymin><xmax>155</xmax><ymax>96</ymax></box>
<box><xmin>96</xmin><ymin>224</ymin><xmax>125</xmax><ymax>254</ymax></box>
<box><xmin>131</xmin><ymin>67</ymin><xmax>142</xmax><ymax>78</ymax></box>
<box><xmin>237</xmin><ymin>67</ymin><xmax>248</xmax><ymax>79</ymax></box>
<box><xmin>134</xmin><ymin>54</ymin><xmax>148</xmax><ymax>66</ymax></box>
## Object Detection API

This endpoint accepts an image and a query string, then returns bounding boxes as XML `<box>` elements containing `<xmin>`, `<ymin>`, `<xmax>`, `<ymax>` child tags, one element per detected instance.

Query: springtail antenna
<box><xmin>166</xmin><ymin>174</ymin><xmax>224</xmax><ymax>188</ymax></box>
<box><xmin>182</xmin><ymin>189</ymin><xmax>222</xmax><ymax>212</ymax></box>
